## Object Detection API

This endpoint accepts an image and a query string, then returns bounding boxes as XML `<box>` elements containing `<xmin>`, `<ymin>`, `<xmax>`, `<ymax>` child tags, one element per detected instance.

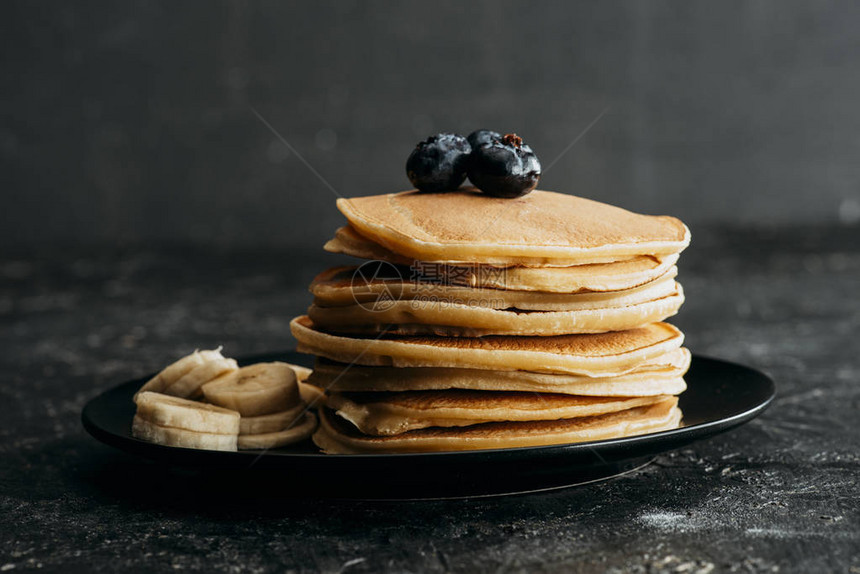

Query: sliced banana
<box><xmin>134</xmin><ymin>391</ymin><xmax>240</xmax><ymax>435</ymax></box>
<box><xmin>286</xmin><ymin>363</ymin><xmax>312</xmax><ymax>383</ymax></box>
<box><xmin>239</xmin><ymin>402</ymin><xmax>306</xmax><ymax>435</ymax></box>
<box><xmin>133</xmin><ymin>356</ymin><xmax>318</xmax><ymax>452</ymax></box>
<box><xmin>282</xmin><ymin>362</ymin><xmax>325</xmax><ymax>409</ymax></box>
<box><xmin>298</xmin><ymin>382</ymin><xmax>325</xmax><ymax>409</ymax></box>
<box><xmin>201</xmin><ymin>362</ymin><xmax>299</xmax><ymax>417</ymax></box>
<box><xmin>162</xmin><ymin>357</ymin><xmax>238</xmax><ymax>399</ymax></box>
<box><xmin>237</xmin><ymin>412</ymin><xmax>318</xmax><ymax>450</ymax></box>
<box><xmin>132</xmin><ymin>415</ymin><xmax>238</xmax><ymax>451</ymax></box>
<box><xmin>135</xmin><ymin>348</ymin><xmax>230</xmax><ymax>399</ymax></box>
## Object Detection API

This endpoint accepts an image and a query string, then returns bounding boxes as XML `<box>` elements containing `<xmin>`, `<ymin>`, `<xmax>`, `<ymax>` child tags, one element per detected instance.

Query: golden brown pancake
<box><xmin>335</xmin><ymin>189</ymin><xmax>690</xmax><ymax>265</ymax></box>
<box><xmin>324</xmin><ymin>225</ymin><xmax>413</xmax><ymax>265</ymax></box>
<box><xmin>311</xmin><ymin>264</ymin><xmax>679</xmax><ymax>310</ymax></box>
<box><xmin>325</xmin><ymin>225</ymin><xmax>632</xmax><ymax>267</ymax></box>
<box><xmin>313</xmin><ymin>397</ymin><xmax>682</xmax><ymax>453</ymax></box>
<box><xmin>318</xmin><ymin>241</ymin><xmax>680</xmax><ymax>293</ymax></box>
<box><xmin>327</xmin><ymin>390</ymin><xmax>671</xmax><ymax>435</ymax></box>
<box><xmin>290</xmin><ymin>316</ymin><xmax>684</xmax><ymax>376</ymax></box>
<box><xmin>307</xmin><ymin>283</ymin><xmax>684</xmax><ymax>336</ymax></box>
<box><xmin>307</xmin><ymin>348</ymin><xmax>690</xmax><ymax>396</ymax></box>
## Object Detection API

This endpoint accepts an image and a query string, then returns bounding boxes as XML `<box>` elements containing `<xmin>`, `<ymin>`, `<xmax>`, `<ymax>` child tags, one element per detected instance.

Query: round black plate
<box><xmin>82</xmin><ymin>353</ymin><xmax>774</xmax><ymax>499</ymax></box>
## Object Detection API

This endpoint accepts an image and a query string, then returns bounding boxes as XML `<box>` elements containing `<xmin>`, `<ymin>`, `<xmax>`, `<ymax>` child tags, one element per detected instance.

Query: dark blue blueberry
<box><xmin>406</xmin><ymin>133</ymin><xmax>471</xmax><ymax>193</ymax></box>
<box><xmin>466</xmin><ymin>129</ymin><xmax>502</xmax><ymax>149</ymax></box>
<box><xmin>467</xmin><ymin>133</ymin><xmax>541</xmax><ymax>198</ymax></box>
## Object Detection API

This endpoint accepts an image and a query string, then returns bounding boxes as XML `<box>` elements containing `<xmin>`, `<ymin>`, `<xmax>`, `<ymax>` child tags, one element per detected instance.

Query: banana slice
<box><xmin>162</xmin><ymin>357</ymin><xmax>238</xmax><ymax>399</ymax></box>
<box><xmin>239</xmin><ymin>402</ymin><xmax>306</xmax><ymax>435</ymax></box>
<box><xmin>134</xmin><ymin>391</ymin><xmax>240</xmax><ymax>435</ymax></box>
<box><xmin>201</xmin><ymin>362</ymin><xmax>299</xmax><ymax>417</ymax></box>
<box><xmin>287</xmin><ymin>363</ymin><xmax>312</xmax><ymax>383</ymax></box>
<box><xmin>132</xmin><ymin>415</ymin><xmax>238</xmax><ymax>451</ymax></box>
<box><xmin>282</xmin><ymin>362</ymin><xmax>325</xmax><ymax>409</ymax></box>
<box><xmin>237</xmin><ymin>412</ymin><xmax>318</xmax><ymax>450</ymax></box>
<box><xmin>298</xmin><ymin>382</ymin><xmax>325</xmax><ymax>409</ymax></box>
<box><xmin>135</xmin><ymin>348</ymin><xmax>230</xmax><ymax>399</ymax></box>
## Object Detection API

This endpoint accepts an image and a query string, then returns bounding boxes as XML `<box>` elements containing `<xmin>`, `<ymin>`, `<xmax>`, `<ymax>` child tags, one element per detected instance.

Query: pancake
<box><xmin>313</xmin><ymin>397</ymin><xmax>682</xmax><ymax>453</ymax></box>
<box><xmin>461</xmin><ymin>254</ymin><xmax>679</xmax><ymax>293</ymax></box>
<box><xmin>307</xmin><ymin>282</ymin><xmax>684</xmax><ymax>336</ymax></box>
<box><xmin>322</xmin><ymin>232</ymin><xmax>679</xmax><ymax>293</ymax></box>
<box><xmin>307</xmin><ymin>348</ymin><xmax>690</xmax><ymax>396</ymax></box>
<box><xmin>326</xmin><ymin>225</ymin><xmax>632</xmax><ymax>267</ymax></box>
<box><xmin>308</xmin><ymin>286</ymin><xmax>684</xmax><ymax>336</ymax></box>
<box><xmin>311</xmin><ymin>264</ymin><xmax>679</xmax><ymax>310</ymax></box>
<box><xmin>335</xmin><ymin>189</ymin><xmax>690</xmax><ymax>265</ymax></box>
<box><xmin>325</xmin><ymin>225</ymin><xmax>413</xmax><ymax>266</ymax></box>
<box><xmin>291</xmin><ymin>316</ymin><xmax>684</xmax><ymax>376</ymax></box>
<box><xmin>327</xmin><ymin>391</ymin><xmax>671</xmax><ymax>435</ymax></box>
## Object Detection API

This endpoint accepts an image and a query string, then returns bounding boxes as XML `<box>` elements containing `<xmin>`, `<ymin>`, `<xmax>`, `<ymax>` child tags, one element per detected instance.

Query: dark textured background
<box><xmin>2</xmin><ymin>1</ymin><xmax>860</xmax><ymax>250</ymax></box>
<box><xmin>2</xmin><ymin>3</ymin><xmax>860</xmax><ymax>573</ymax></box>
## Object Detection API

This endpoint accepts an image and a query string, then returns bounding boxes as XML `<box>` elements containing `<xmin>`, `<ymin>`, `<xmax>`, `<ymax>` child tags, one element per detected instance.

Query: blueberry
<box><xmin>406</xmin><ymin>133</ymin><xmax>471</xmax><ymax>193</ymax></box>
<box><xmin>466</xmin><ymin>129</ymin><xmax>502</xmax><ymax>149</ymax></box>
<box><xmin>467</xmin><ymin>133</ymin><xmax>541</xmax><ymax>198</ymax></box>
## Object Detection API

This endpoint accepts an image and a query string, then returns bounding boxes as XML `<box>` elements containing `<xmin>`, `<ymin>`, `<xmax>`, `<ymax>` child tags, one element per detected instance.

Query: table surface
<box><xmin>1</xmin><ymin>224</ymin><xmax>858</xmax><ymax>573</ymax></box>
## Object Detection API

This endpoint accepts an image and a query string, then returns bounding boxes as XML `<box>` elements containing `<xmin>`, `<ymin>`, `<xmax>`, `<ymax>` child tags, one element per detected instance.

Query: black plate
<box><xmin>82</xmin><ymin>353</ymin><xmax>774</xmax><ymax>499</ymax></box>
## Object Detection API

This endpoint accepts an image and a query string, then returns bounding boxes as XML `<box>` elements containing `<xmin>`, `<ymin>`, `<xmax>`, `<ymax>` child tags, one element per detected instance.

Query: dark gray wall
<box><xmin>2</xmin><ymin>1</ymin><xmax>860</xmax><ymax>249</ymax></box>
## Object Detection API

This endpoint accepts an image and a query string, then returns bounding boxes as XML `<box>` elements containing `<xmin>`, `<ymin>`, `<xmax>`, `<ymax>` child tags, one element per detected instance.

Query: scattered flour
<box><xmin>637</xmin><ymin>511</ymin><xmax>702</xmax><ymax>533</ymax></box>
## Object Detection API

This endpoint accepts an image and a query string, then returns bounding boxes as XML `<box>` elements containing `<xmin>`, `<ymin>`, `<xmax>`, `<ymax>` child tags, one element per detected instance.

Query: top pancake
<box><xmin>336</xmin><ymin>189</ymin><xmax>690</xmax><ymax>265</ymax></box>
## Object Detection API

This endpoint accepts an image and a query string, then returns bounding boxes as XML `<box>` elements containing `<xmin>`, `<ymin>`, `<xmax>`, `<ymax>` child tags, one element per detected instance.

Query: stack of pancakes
<box><xmin>290</xmin><ymin>188</ymin><xmax>690</xmax><ymax>454</ymax></box>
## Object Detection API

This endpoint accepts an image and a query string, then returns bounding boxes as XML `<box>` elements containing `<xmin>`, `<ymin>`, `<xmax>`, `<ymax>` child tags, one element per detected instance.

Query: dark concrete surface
<box><xmin>1</xmin><ymin>224</ymin><xmax>858</xmax><ymax>573</ymax></box>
